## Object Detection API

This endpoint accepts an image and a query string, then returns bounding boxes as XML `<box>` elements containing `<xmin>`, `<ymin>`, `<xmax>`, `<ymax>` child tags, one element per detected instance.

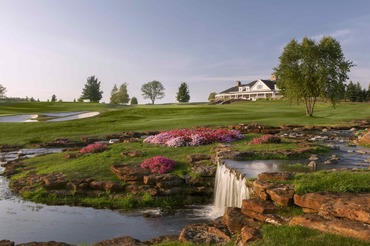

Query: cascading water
<box><xmin>213</xmin><ymin>163</ymin><xmax>250</xmax><ymax>216</ymax></box>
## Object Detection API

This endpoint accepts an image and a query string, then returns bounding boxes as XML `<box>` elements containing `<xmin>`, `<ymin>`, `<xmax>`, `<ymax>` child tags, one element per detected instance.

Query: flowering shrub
<box><xmin>144</xmin><ymin>128</ymin><xmax>244</xmax><ymax>147</ymax></box>
<box><xmin>140</xmin><ymin>156</ymin><xmax>176</xmax><ymax>174</ymax></box>
<box><xmin>80</xmin><ymin>143</ymin><xmax>108</xmax><ymax>153</ymax></box>
<box><xmin>250</xmin><ymin>134</ymin><xmax>281</xmax><ymax>144</ymax></box>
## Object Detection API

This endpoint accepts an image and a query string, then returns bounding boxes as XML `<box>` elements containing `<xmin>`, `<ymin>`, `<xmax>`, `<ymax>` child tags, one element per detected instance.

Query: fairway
<box><xmin>0</xmin><ymin>101</ymin><xmax>369</xmax><ymax>146</ymax></box>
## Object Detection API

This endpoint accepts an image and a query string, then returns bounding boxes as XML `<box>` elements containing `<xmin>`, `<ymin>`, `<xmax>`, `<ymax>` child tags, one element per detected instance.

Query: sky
<box><xmin>0</xmin><ymin>0</ymin><xmax>369</xmax><ymax>103</ymax></box>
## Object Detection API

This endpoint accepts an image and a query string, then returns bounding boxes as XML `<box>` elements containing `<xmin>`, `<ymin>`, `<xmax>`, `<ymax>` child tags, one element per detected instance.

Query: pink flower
<box><xmin>140</xmin><ymin>156</ymin><xmax>176</xmax><ymax>174</ymax></box>
<box><xmin>250</xmin><ymin>135</ymin><xmax>281</xmax><ymax>144</ymax></box>
<box><xmin>80</xmin><ymin>143</ymin><xmax>107</xmax><ymax>153</ymax></box>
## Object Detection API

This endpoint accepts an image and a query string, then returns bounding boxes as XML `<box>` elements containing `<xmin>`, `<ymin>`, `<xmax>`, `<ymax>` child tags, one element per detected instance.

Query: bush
<box><xmin>250</xmin><ymin>134</ymin><xmax>281</xmax><ymax>144</ymax></box>
<box><xmin>80</xmin><ymin>143</ymin><xmax>107</xmax><ymax>153</ymax></box>
<box><xmin>144</xmin><ymin>127</ymin><xmax>244</xmax><ymax>147</ymax></box>
<box><xmin>140</xmin><ymin>156</ymin><xmax>176</xmax><ymax>174</ymax></box>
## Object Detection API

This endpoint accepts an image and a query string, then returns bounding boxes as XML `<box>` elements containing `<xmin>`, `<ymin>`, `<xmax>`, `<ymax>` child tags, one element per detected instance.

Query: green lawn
<box><xmin>0</xmin><ymin>100</ymin><xmax>369</xmax><ymax>146</ymax></box>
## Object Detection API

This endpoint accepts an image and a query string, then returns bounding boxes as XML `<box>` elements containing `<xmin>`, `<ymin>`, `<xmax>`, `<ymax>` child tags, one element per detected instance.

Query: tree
<box><xmin>110</xmin><ymin>83</ymin><xmax>130</xmax><ymax>104</ymax></box>
<box><xmin>176</xmin><ymin>82</ymin><xmax>190</xmax><ymax>103</ymax></box>
<box><xmin>51</xmin><ymin>94</ymin><xmax>57</xmax><ymax>102</ymax></box>
<box><xmin>130</xmin><ymin>97</ymin><xmax>138</xmax><ymax>105</ymax></box>
<box><xmin>80</xmin><ymin>76</ymin><xmax>103</xmax><ymax>103</ymax></box>
<box><xmin>141</xmin><ymin>80</ymin><xmax>165</xmax><ymax>104</ymax></box>
<box><xmin>208</xmin><ymin>92</ymin><xmax>217</xmax><ymax>102</ymax></box>
<box><xmin>110</xmin><ymin>84</ymin><xmax>119</xmax><ymax>104</ymax></box>
<box><xmin>274</xmin><ymin>36</ymin><xmax>354</xmax><ymax>116</ymax></box>
<box><xmin>0</xmin><ymin>84</ymin><xmax>6</xmax><ymax>98</ymax></box>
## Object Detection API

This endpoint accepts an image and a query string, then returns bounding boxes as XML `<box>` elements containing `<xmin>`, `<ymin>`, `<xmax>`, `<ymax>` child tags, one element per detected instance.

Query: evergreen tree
<box><xmin>51</xmin><ymin>94</ymin><xmax>57</xmax><ymax>102</ymax></box>
<box><xmin>80</xmin><ymin>76</ymin><xmax>103</xmax><ymax>103</ymax></box>
<box><xmin>345</xmin><ymin>81</ymin><xmax>357</xmax><ymax>102</ymax></box>
<box><xmin>0</xmin><ymin>84</ymin><xmax>6</xmax><ymax>98</ymax></box>
<box><xmin>176</xmin><ymin>82</ymin><xmax>190</xmax><ymax>103</ymax></box>
<box><xmin>130</xmin><ymin>97</ymin><xmax>138</xmax><ymax>105</ymax></box>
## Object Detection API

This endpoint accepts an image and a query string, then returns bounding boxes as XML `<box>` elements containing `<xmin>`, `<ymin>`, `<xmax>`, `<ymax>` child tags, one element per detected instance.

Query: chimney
<box><xmin>236</xmin><ymin>81</ymin><xmax>241</xmax><ymax>87</ymax></box>
<box><xmin>270</xmin><ymin>73</ymin><xmax>276</xmax><ymax>81</ymax></box>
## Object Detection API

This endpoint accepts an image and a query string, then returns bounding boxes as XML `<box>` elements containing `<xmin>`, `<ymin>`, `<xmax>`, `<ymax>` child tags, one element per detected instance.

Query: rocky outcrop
<box><xmin>178</xmin><ymin>223</ymin><xmax>231</xmax><ymax>245</ymax></box>
<box><xmin>111</xmin><ymin>165</ymin><xmax>151</xmax><ymax>182</ymax></box>
<box><xmin>0</xmin><ymin>240</ymin><xmax>14</xmax><ymax>246</ymax></box>
<box><xmin>92</xmin><ymin>236</ymin><xmax>147</xmax><ymax>246</ymax></box>
<box><xmin>17</xmin><ymin>242</ymin><xmax>75</xmax><ymax>246</ymax></box>
<box><xmin>290</xmin><ymin>214</ymin><xmax>370</xmax><ymax>241</ymax></box>
<box><xmin>234</xmin><ymin>227</ymin><xmax>262</xmax><ymax>246</ymax></box>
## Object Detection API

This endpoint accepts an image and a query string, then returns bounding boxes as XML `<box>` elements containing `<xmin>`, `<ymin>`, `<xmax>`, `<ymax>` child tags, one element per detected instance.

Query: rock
<box><xmin>143</xmin><ymin>235</ymin><xmax>178</xmax><ymax>245</ymax></box>
<box><xmin>89</xmin><ymin>181</ymin><xmax>123</xmax><ymax>193</ymax></box>
<box><xmin>309</xmin><ymin>154</ymin><xmax>319</xmax><ymax>161</ymax></box>
<box><xmin>92</xmin><ymin>236</ymin><xmax>147</xmax><ymax>246</ymax></box>
<box><xmin>234</xmin><ymin>226</ymin><xmax>262</xmax><ymax>246</ymax></box>
<box><xmin>222</xmin><ymin>207</ymin><xmax>259</xmax><ymax>234</ymax></box>
<box><xmin>17</xmin><ymin>242</ymin><xmax>75</xmax><ymax>246</ymax></box>
<box><xmin>318</xmin><ymin>193</ymin><xmax>370</xmax><ymax>223</ymax></box>
<box><xmin>264</xmin><ymin>214</ymin><xmax>288</xmax><ymax>226</ymax></box>
<box><xmin>42</xmin><ymin>173</ymin><xmax>67</xmax><ymax>190</ymax></box>
<box><xmin>290</xmin><ymin>214</ymin><xmax>370</xmax><ymax>241</ymax></box>
<box><xmin>294</xmin><ymin>193</ymin><xmax>336</xmax><ymax>212</ymax></box>
<box><xmin>187</xmin><ymin>154</ymin><xmax>211</xmax><ymax>163</ymax></box>
<box><xmin>266</xmin><ymin>185</ymin><xmax>295</xmax><ymax>206</ymax></box>
<box><xmin>111</xmin><ymin>164</ymin><xmax>151</xmax><ymax>182</ymax></box>
<box><xmin>155</xmin><ymin>174</ymin><xmax>184</xmax><ymax>189</ymax></box>
<box><xmin>0</xmin><ymin>240</ymin><xmax>14</xmax><ymax>246</ymax></box>
<box><xmin>184</xmin><ymin>176</ymin><xmax>214</xmax><ymax>187</ymax></box>
<box><xmin>308</xmin><ymin>161</ymin><xmax>317</xmax><ymax>169</ymax></box>
<box><xmin>120</xmin><ymin>150</ymin><xmax>144</xmax><ymax>157</ymax></box>
<box><xmin>360</xmin><ymin>129</ymin><xmax>370</xmax><ymax>145</ymax></box>
<box><xmin>63</xmin><ymin>153</ymin><xmax>84</xmax><ymax>159</ymax></box>
<box><xmin>241</xmin><ymin>198</ymin><xmax>278</xmax><ymax>215</ymax></box>
<box><xmin>125</xmin><ymin>184</ymin><xmax>158</xmax><ymax>196</ymax></box>
<box><xmin>252</xmin><ymin>180</ymin><xmax>276</xmax><ymax>200</ymax></box>
<box><xmin>191</xmin><ymin>165</ymin><xmax>216</xmax><ymax>177</ymax></box>
<box><xmin>178</xmin><ymin>223</ymin><xmax>231</xmax><ymax>245</ymax></box>
<box><xmin>257</xmin><ymin>172</ymin><xmax>295</xmax><ymax>181</ymax></box>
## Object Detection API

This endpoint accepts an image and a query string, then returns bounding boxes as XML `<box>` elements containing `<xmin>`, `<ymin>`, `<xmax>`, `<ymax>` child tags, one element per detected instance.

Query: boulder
<box><xmin>178</xmin><ymin>223</ymin><xmax>231</xmax><ymax>245</ymax></box>
<box><xmin>266</xmin><ymin>185</ymin><xmax>295</xmax><ymax>206</ymax></box>
<box><xmin>155</xmin><ymin>174</ymin><xmax>184</xmax><ymax>189</ymax></box>
<box><xmin>241</xmin><ymin>198</ymin><xmax>278</xmax><ymax>214</ymax></box>
<box><xmin>318</xmin><ymin>193</ymin><xmax>370</xmax><ymax>223</ymax></box>
<box><xmin>111</xmin><ymin>165</ymin><xmax>151</xmax><ymax>182</ymax></box>
<box><xmin>290</xmin><ymin>214</ymin><xmax>370</xmax><ymax>241</ymax></box>
<box><xmin>360</xmin><ymin>129</ymin><xmax>370</xmax><ymax>145</ymax></box>
<box><xmin>42</xmin><ymin>173</ymin><xmax>67</xmax><ymax>190</ymax></box>
<box><xmin>89</xmin><ymin>181</ymin><xmax>123</xmax><ymax>193</ymax></box>
<box><xmin>92</xmin><ymin>236</ymin><xmax>147</xmax><ymax>246</ymax></box>
<box><xmin>17</xmin><ymin>242</ymin><xmax>75</xmax><ymax>246</ymax></box>
<box><xmin>251</xmin><ymin>180</ymin><xmax>276</xmax><ymax>200</ymax></box>
<box><xmin>222</xmin><ymin>207</ymin><xmax>259</xmax><ymax>233</ymax></box>
<box><xmin>294</xmin><ymin>193</ymin><xmax>336</xmax><ymax>212</ymax></box>
<box><xmin>0</xmin><ymin>240</ymin><xmax>14</xmax><ymax>246</ymax></box>
<box><xmin>187</xmin><ymin>154</ymin><xmax>211</xmax><ymax>164</ymax></box>
<box><xmin>143</xmin><ymin>235</ymin><xmax>178</xmax><ymax>245</ymax></box>
<box><xmin>125</xmin><ymin>184</ymin><xmax>158</xmax><ymax>196</ymax></box>
<box><xmin>234</xmin><ymin>226</ymin><xmax>262</xmax><ymax>246</ymax></box>
<box><xmin>191</xmin><ymin>165</ymin><xmax>216</xmax><ymax>177</ymax></box>
<box><xmin>257</xmin><ymin>172</ymin><xmax>295</xmax><ymax>181</ymax></box>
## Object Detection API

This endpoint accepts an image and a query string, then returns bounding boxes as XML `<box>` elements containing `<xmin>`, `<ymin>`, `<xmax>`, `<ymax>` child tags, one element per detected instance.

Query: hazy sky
<box><xmin>1</xmin><ymin>0</ymin><xmax>369</xmax><ymax>103</ymax></box>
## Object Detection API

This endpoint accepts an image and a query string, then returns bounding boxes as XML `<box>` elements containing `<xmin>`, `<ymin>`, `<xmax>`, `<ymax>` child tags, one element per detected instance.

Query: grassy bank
<box><xmin>0</xmin><ymin>101</ymin><xmax>369</xmax><ymax>146</ymax></box>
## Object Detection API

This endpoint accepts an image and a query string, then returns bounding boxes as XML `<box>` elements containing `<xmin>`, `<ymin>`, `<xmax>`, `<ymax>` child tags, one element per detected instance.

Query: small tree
<box><xmin>176</xmin><ymin>82</ymin><xmax>190</xmax><ymax>103</ymax></box>
<box><xmin>110</xmin><ymin>84</ymin><xmax>119</xmax><ymax>104</ymax></box>
<box><xmin>0</xmin><ymin>84</ymin><xmax>6</xmax><ymax>98</ymax></box>
<box><xmin>80</xmin><ymin>76</ymin><xmax>103</xmax><ymax>103</ymax></box>
<box><xmin>274</xmin><ymin>36</ymin><xmax>354</xmax><ymax>116</ymax></box>
<box><xmin>51</xmin><ymin>94</ymin><xmax>57</xmax><ymax>102</ymax></box>
<box><xmin>208</xmin><ymin>92</ymin><xmax>217</xmax><ymax>102</ymax></box>
<box><xmin>130</xmin><ymin>97</ymin><xmax>138</xmax><ymax>105</ymax></box>
<box><xmin>141</xmin><ymin>80</ymin><xmax>165</xmax><ymax>104</ymax></box>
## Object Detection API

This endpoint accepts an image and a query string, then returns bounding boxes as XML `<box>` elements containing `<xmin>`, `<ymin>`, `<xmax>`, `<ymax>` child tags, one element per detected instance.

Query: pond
<box><xmin>0</xmin><ymin>148</ymin><xmax>212</xmax><ymax>244</ymax></box>
<box><xmin>0</xmin><ymin>112</ymin><xmax>100</xmax><ymax>122</ymax></box>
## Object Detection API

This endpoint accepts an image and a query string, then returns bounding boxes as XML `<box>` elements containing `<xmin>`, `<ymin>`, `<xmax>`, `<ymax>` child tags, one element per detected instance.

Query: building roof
<box><xmin>219</xmin><ymin>79</ymin><xmax>276</xmax><ymax>94</ymax></box>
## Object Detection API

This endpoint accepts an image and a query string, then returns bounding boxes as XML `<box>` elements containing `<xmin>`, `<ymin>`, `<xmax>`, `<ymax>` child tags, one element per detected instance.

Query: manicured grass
<box><xmin>0</xmin><ymin>101</ymin><xmax>369</xmax><ymax>146</ymax></box>
<box><xmin>251</xmin><ymin>224</ymin><xmax>370</xmax><ymax>246</ymax></box>
<box><xmin>293</xmin><ymin>170</ymin><xmax>370</xmax><ymax>195</ymax></box>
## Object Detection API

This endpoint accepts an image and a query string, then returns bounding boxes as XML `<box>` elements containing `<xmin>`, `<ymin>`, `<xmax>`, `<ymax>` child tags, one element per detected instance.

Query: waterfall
<box><xmin>213</xmin><ymin>163</ymin><xmax>250</xmax><ymax>217</ymax></box>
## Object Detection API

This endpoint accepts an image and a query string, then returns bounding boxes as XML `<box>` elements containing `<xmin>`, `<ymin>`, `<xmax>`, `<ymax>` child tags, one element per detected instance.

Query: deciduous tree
<box><xmin>80</xmin><ymin>76</ymin><xmax>103</xmax><ymax>103</ymax></box>
<box><xmin>141</xmin><ymin>80</ymin><xmax>165</xmax><ymax>104</ymax></box>
<box><xmin>208</xmin><ymin>92</ymin><xmax>217</xmax><ymax>102</ymax></box>
<box><xmin>51</xmin><ymin>94</ymin><xmax>57</xmax><ymax>102</ymax></box>
<box><xmin>274</xmin><ymin>36</ymin><xmax>354</xmax><ymax>116</ymax></box>
<box><xmin>176</xmin><ymin>82</ymin><xmax>190</xmax><ymax>103</ymax></box>
<box><xmin>110</xmin><ymin>83</ymin><xmax>130</xmax><ymax>104</ymax></box>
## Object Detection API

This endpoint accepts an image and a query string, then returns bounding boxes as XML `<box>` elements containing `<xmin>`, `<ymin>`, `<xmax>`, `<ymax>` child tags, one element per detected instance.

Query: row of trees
<box><xmin>345</xmin><ymin>81</ymin><xmax>370</xmax><ymax>102</ymax></box>
<box><xmin>80</xmin><ymin>77</ymin><xmax>191</xmax><ymax>104</ymax></box>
